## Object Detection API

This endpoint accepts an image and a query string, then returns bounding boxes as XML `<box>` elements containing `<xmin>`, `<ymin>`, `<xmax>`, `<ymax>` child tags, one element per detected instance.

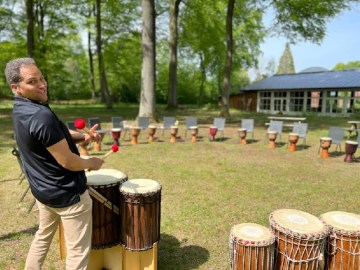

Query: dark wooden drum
<box><xmin>120</xmin><ymin>179</ymin><xmax>161</xmax><ymax>251</ymax></box>
<box><xmin>86</xmin><ymin>169</ymin><xmax>128</xmax><ymax>249</ymax></box>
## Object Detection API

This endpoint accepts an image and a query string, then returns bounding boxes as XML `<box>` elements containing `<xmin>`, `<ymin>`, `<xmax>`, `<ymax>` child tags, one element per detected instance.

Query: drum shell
<box><xmin>345</xmin><ymin>142</ymin><xmax>358</xmax><ymax>155</ymax></box>
<box><xmin>272</xmin><ymin>229</ymin><xmax>326</xmax><ymax>270</ymax></box>
<box><xmin>89</xmin><ymin>182</ymin><xmax>122</xmax><ymax>249</ymax></box>
<box><xmin>120</xmin><ymin>189</ymin><xmax>161</xmax><ymax>251</ymax></box>
<box><xmin>229</xmin><ymin>236</ymin><xmax>274</xmax><ymax>270</ymax></box>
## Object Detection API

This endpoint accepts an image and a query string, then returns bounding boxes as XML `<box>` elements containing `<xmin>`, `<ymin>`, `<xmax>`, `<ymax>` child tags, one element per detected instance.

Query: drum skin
<box><xmin>229</xmin><ymin>223</ymin><xmax>275</xmax><ymax>270</ymax></box>
<box><xmin>320</xmin><ymin>211</ymin><xmax>360</xmax><ymax>270</ymax></box>
<box><xmin>86</xmin><ymin>169</ymin><xmax>128</xmax><ymax>249</ymax></box>
<box><xmin>269</xmin><ymin>209</ymin><xmax>328</xmax><ymax>270</ymax></box>
<box><xmin>120</xmin><ymin>179</ymin><xmax>162</xmax><ymax>251</ymax></box>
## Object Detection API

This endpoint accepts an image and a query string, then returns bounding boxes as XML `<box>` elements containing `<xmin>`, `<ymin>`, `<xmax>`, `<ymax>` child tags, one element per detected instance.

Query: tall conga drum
<box><xmin>209</xmin><ymin>126</ymin><xmax>218</xmax><ymax>141</ymax></box>
<box><xmin>229</xmin><ymin>223</ymin><xmax>275</xmax><ymax>270</ymax></box>
<box><xmin>269</xmin><ymin>209</ymin><xmax>328</xmax><ymax>270</ymax></box>
<box><xmin>120</xmin><ymin>179</ymin><xmax>161</xmax><ymax>270</ymax></box>
<box><xmin>320</xmin><ymin>137</ymin><xmax>332</xmax><ymax>158</ymax></box>
<box><xmin>288</xmin><ymin>133</ymin><xmax>299</xmax><ymax>152</ymax></box>
<box><xmin>238</xmin><ymin>128</ymin><xmax>247</xmax><ymax>145</ymax></box>
<box><xmin>320</xmin><ymin>211</ymin><xmax>360</xmax><ymax>270</ymax></box>
<box><xmin>148</xmin><ymin>125</ymin><xmax>157</xmax><ymax>142</ymax></box>
<box><xmin>111</xmin><ymin>128</ymin><xmax>122</xmax><ymax>146</ymax></box>
<box><xmin>267</xmin><ymin>131</ymin><xmax>278</xmax><ymax>149</ymax></box>
<box><xmin>344</xmin><ymin>140</ymin><xmax>358</xmax><ymax>163</ymax></box>
<box><xmin>87</xmin><ymin>169</ymin><xmax>128</xmax><ymax>249</ymax></box>
<box><xmin>131</xmin><ymin>127</ymin><xmax>141</xmax><ymax>144</ymax></box>
<box><xmin>190</xmin><ymin>126</ymin><xmax>198</xmax><ymax>142</ymax></box>
<box><xmin>170</xmin><ymin>126</ymin><xmax>178</xmax><ymax>143</ymax></box>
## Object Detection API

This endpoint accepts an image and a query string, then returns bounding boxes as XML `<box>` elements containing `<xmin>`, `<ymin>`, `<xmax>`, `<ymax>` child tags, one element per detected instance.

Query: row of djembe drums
<box><xmin>59</xmin><ymin>169</ymin><xmax>162</xmax><ymax>270</ymax></box>
<box><xmin>229</xmin><ymin>208</ymin><xmax>360</xmax><ymax>270</ymax></box>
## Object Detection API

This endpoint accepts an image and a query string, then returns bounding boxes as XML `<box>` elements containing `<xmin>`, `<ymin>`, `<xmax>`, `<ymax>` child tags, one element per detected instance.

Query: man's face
<box><xmin>11</xmin><ymin>64</ymin><xmax>48</xmax><ymax>103</ymax></box>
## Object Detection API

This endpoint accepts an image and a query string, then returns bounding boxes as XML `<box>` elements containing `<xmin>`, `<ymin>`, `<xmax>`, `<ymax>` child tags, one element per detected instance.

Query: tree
<box><xmin>277</xmin><ymin>42</ymin><xmax>295</xmax><ymax>74</ymax></box>
<box><xmin>333</xmin><ymin>61</ymin><xmax>360</xmax><ymax>70</ymax></box>
<box><xmin>167</xmin><ymin>0</ymin><xmax>182</xmax><ymax>108</ymax></box>
<box><xmin>139</xmin><ymin>0</ymin><xmax>156</xmax><ymax>119</ymax></box>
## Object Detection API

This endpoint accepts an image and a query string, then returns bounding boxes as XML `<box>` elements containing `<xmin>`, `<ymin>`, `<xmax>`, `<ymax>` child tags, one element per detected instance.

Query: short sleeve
<box><xmin>30</xmin><ymin>109</ymin><xmax>65</xmax><ymax>147</ymax></box>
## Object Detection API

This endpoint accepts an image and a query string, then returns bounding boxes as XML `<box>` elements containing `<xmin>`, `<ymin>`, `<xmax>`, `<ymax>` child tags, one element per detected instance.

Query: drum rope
<box><xmin>327</xmin><ymin>232</ymin><xmax>360</xmax><ymax>255</ymax></box>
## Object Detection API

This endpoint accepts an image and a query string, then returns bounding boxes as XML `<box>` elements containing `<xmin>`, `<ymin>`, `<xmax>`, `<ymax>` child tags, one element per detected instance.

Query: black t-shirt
<box><xmin>12</xmin><ymin>96</ymin><xmax>87</xmax><ymax>208</ymax></box>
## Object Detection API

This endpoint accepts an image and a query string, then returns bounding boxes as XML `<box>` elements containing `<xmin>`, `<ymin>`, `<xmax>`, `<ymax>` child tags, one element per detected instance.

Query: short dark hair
<box><xmin>4</xmin><ymin>58</ymin><xmax>36</xmax><ymax>85</ymax></box>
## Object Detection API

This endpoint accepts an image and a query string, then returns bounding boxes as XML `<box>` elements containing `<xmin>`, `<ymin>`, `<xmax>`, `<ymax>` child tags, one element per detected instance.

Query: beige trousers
<box><xmin>25</xmin><ymin>190</ymin><xmax>93</xmax><ymax>270</ymax></box>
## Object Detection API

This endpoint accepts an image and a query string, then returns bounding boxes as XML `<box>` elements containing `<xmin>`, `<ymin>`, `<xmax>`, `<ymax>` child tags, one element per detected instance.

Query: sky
<box><xmin>259</xmin><ymin>5</ymin><xmax>360</xmax><ymax>73</ymax></box>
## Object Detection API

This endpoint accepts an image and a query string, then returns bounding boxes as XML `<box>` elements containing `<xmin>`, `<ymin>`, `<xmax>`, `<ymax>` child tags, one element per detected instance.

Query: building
<box><xmin>230</xmin><ymin>68</ymin><xmax>360</xmax><ymax>115</ymax></box>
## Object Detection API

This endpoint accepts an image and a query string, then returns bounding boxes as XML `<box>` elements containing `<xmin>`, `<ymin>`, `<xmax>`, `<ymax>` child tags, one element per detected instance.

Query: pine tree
<box><xmin>277</xmin><ymin>42</ymin><xmax>295</xmax><ymax>74</ymax></box>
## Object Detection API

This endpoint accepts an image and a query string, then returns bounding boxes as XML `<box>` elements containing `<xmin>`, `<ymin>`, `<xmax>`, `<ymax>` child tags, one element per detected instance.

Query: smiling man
<box><xmin>5</xmin><ymin>58</ymin><xmax>104</xmax><ymax>270</ymax></box>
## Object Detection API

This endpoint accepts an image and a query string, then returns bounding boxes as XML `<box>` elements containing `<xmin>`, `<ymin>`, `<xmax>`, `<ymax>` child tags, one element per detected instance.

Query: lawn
<box><xmin>0</xmin><ymin>100</ymin><xmax>359</xmax><ymax>270</ymax></box>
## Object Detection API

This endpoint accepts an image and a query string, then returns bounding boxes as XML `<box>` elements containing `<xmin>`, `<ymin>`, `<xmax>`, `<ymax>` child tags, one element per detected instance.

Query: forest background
<box><xmin>1</xmin><ymin>0</ymin><xmax>360</xmax><ymax>118</ymax></box>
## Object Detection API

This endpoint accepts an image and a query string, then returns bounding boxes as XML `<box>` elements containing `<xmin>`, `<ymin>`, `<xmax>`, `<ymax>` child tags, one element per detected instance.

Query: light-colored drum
<box><xmin>288</xmin><ymin>133</ymin><xmax>299</xmax><ymax>152</ymax></box>
<box><xmin>238</xmin><ymin>128</ymin><xmax>247</xmax><ymax>145</ymax></box>
<box><xmin>131</xmin><ymin>127</ymin><xmax>141</xmax><ymax>144</ymax></box>
<box><xmin>148</xmin><ymin>125</ymin><xmax>157</xmax><ymax>142</ymax></box>
<box><xmin>269</xmin><ymin>209</ymin><xmax>328</xmax><ymax>270</ymax></box>
<box><xmin>170</xmin><ymin>126</ymin><xmax>178</xmax><ymax>143</ymax></box>
<box><xmin>86</xmin><ymin>169</ymin><xmax>128</xmax><ymax>249</ymax></box>
<box><xmin>190</xmin><ymin>126</ymin><xmax>198</xmax><ymax>142</ymax></box>
<box><xmin>267</xmin><ymin>131</ymin><xmax>277</xmax><ymax>149</ymax></box>
<box><xmin>320</xmin><ymin>211</ymin><xmax>360</xmax><ymax>270</ymax></box>
<box><xmin>229</xmin><ymin>223</ymin><xmax>275</xmax><ymax>270</ymax></box>
<box><xmin>120</xmin><ymin>179</ymin><xmax>162</xmax><ymax>251</ymax></box>
<box><xmin>320</xmin><ymin>137</ymin><xmax>332</xmax><ymax>158</ymax></box>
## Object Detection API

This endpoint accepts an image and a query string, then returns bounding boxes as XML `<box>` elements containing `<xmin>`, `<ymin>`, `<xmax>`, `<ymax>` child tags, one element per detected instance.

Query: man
<box><xmin>5</xmin><ymin>58</ymin><xmax>105</xmax><ymax>270</ymax></box>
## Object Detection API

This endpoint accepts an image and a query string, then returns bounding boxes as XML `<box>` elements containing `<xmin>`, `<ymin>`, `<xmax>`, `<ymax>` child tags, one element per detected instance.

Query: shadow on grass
<box><xmin>158</xmin><ymin>234</ymin><xmax>209</xmax><ymax>270</ymax></box>
<box><xmin>0</xmin><ymin>226</ymin><xmax>38</xmax><ymax>241</ymax></box>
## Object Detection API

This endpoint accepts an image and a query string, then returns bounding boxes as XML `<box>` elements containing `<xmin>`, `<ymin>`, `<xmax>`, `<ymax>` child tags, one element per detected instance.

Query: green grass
<box><xmin>0</xmin><ymin>99</ymin><xmax>359</xmax><ymax>269</ymax></box>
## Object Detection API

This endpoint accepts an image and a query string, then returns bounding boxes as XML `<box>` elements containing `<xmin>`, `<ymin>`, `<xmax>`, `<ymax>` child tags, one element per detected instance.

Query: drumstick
<box><xmin>102</xmin><ymin>145</ymin><xmax>119</xmax><ymax>160</ymax></box>
<box><xmin>88</xmin><ymin>187</ymin><xmax>119</xmax><ymax>215</ymax></box>
<box><xmin>74</xmin><ymin>118</ymin><xmax>94</xmax><ymax>138</ymax></box>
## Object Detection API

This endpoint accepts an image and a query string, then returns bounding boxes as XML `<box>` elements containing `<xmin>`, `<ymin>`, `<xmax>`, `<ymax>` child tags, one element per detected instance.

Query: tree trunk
<box><xmin>167</xmin><ymin>0</ymin><xmax>181</xmax><ymax>108</ymax></box>
<box><xmin>199</xmin><ymin>53</ymin><xmax>206</xmax><ymax>105</ymax></box>
<box><xmin>96</xmin><ymin>0</ymin><xmax>112</xmax><ymax>108</ymax></box>
<box><xmin>88</xmin><ymin>4</ymin><xmax>96</xmax><ymax>100</ymax></box>
<box><xmin>25</xmin><ymin>0</ymin><xmax>35</xmax><ymax>58</ymax></box>
<box><xmin>139</xmin><ymin>0</ymin><xmax>156</xmax><ymax>118</ymax></box>
<box><xmin>220</xmin><ymin>0</ymin><xmax>234</xmax><ymax>118</ymax></box>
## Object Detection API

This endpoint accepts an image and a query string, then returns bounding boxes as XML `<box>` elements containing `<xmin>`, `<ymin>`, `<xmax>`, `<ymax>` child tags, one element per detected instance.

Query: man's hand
<box><xmin>85</xmin><ymin>123</ymin><xmax>101</xmax><ymax>143</ymax></box>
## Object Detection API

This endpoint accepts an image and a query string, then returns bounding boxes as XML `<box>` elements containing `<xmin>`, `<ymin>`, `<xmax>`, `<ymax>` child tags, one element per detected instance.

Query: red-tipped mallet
<box><xmin>74</xmin><ymin>118</ymin><xmax>94</xmax><ymax>138</ymax></box>
<box><xmin>102</xmin><ymin>144</ymin><xmax>119</xmax><ymax>160</ymax></box>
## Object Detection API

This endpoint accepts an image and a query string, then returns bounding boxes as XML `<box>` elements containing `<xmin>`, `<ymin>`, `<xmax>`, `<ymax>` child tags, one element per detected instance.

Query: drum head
<box><xmin>320</xmin><ymin>211</ymin><xmax>360</xmax><ymax>233</ymax></box>
<box><xmin>120</xmin><ymin>179</ymin><xmax>161</xmax><ymax>194</ymax></box>
<box><xmin>289</xmin><ymin>133</ymin><xmax>299</xmax><ymax>136</ymax></box>
<box><xmin>270</xmin><ymin>209</ymin><xmax>326</xmax><ymax>237</ymax></box>
<box><xmin>320</xmin><ymin>137</ymin><xmax>332</xmax><ymax>141</ymax></box>
<box><xmin>111</xmin><ymin>128</ymin><xmax>121</xmax><ymax>132</ymax></box>
<box><xmin>86</xmin><ymin>169</ymin><xmax>128</xmax><ymax>186</ymax></box>
<box><xmin>345</xmin><ymin>140</ymin><xmax>358</xmax><ymax>145</ymax></box>
<box><xmin>190</xmin><ymin>126</ymin><xmax>198</xmax><ymax>129</ymax></box>
<box><xmin>231</xmin><ymin>223</ymin><xmax>274</xmax><ymax>245</ymax></box>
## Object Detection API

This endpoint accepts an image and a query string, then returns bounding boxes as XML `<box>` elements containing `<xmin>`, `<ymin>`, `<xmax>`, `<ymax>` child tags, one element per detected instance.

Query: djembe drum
<box><xmin>344</xmin><ymin>140</ymin><xmax>358</xmax><ymax>163</ymax></box>
<box><xmin>131</xmin><ymin>127</ymin><xmax>141</xmax><ymax>144</ymax></box>
<box><xmin>267</xmin><ymin>131</ymin><xmax>278</xmax><ymax>149</ymax></box>
<box><xmin>170</xmin><ymin>126</ymin><xmax>178</xmax><ymax>143</ymax></box>
<box><xmin>120</xmin><ymin>179</ymin><xmax>162</xmax><ymax>270</ymax></box>
<box><xmin>148</xmin><ymin>125</ymin><xmax>157</xmax><ymax>142</ymax></box>
<box><xmin>229</xmin><ymin>223</ymin><xmax>275</xmax><ymax>270</ymax></box>
<box><xmin>111</xmin><ymin>128</ymin><xmax>122</xmax><ymax>146</ymax></box>
<box><xmin>269</xmin><ymin>209</ymin><xmax>328</xmax><ymax>270</ymax></box>
<box><xmin>288</xmin><ymin>133</ymin><xmax>299</xmax><ymax>152</ymax></box>
<box><xmin>320</xmin><ymin>211</ymin><xmax>360</xmax><ymax>270</ymax></box>
<box><xmin>238</xmin><ymin>128</ymin><xmax>247</xmax><ymax>145</ymax></box>
<box><xmin>93</xmin><ymin>131</ymin><xmax>107</xmax><ymax>152</ymax></box>
<box><xmin>320</xmin><ymin>137</ymin><xmax>332</xmax><ymax>158</ymax></box>
<box><xmin>190</xmin><ymin>126</ymin><xmax>198</xmax><ymax>142</ymax></box>
<box><xmin>209</xmin><ymin>126</ymin><xmax>218</xmax><ymax>141</ymax></box>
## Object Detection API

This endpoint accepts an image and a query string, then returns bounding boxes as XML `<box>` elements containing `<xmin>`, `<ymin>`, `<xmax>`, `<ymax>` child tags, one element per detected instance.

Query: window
<box><xmin>289</xmin><ymin>91</ymin><xmax>304</xmax><ymax>112</ymax></box>
<box><xmin>259</xmin><ymin>92</ymin><xmax>271</xmax><ymax>110</ymax></box>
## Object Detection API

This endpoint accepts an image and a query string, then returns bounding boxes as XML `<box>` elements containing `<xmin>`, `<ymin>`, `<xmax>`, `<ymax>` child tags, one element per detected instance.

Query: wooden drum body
<box><xmin>320</xmin><ymin>211</ymin><xmax>360</xmax><ymax>270</ymax></box>
<box><xmin>148</xmin><ymin>125</ymin><xmax>157</xmax><ymax>142</ymax></box>
<box><xmin>209</xmin><ymin>126</ymin><xmax>218</xmax><ymax>141</ymax></box>
<box><xmin>111</xmin><ymin>128</ymin><xmax>122</xmax><ymax>146</ymax></box>
<box><xmin>131</xmin><ymin>127</ymin><xmax>141</xmax><ymax>144</ymax></box>
<box><xmin>229</xmin><ymin>223</ymin><xmax>275</xmax><ymax>270</ymax></box>
<box><xmin>269</xmin><ymin>209</ymin><xmax>328</xmax><ymax>270</ymax></box>
<box><xmin>190</xmin><ymin>126</ymin><xmax>198</xmax><ymax>142</ymax></box>
<box><xmin>288</xmin><ymin>133</ymin><xmax>299</xmax><ymax>152</ymax></box>
<box><xmin>267</xmin><ymin>131</ymin><xmax>278</xmax><ymax>149</ymax></box>
<box><xmin>86</xmin><ymin>169</ymin><xmax>128</xmax><ymax>249</ymax></box>
<box><xmin>170</xmin><ymin>126</ymin><xmax>178</xmax><ymax>143</ymax></box>
<box><xmin>238</xmin><ymin>128</ymin><xmax>247</xmax><ymax>145</ymax></box>
<box><xmin>344</xmin><ymin>140</ymin><xmax>358</xmax><ymax>163</ymax></box>
<box><xmin>120</xmin><ymin>179</ymin><xmax>161</xmax><ymax>251</ymax></box>
<box><xmin>93</xmin><ymin>131</ymin><xmax>107</xmax><ymax>152</ymax></box>
<box><xmin>320</xmin><ymin>137</ymin><xmax>332</xmax><ymax>158</ymax></box>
